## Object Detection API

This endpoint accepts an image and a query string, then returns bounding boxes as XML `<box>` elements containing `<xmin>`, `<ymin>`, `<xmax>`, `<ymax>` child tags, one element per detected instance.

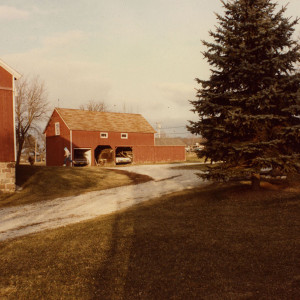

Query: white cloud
<box><xmin>42</xmin><ymin>31</ymin><xmax>87</xmax><ymax>48</ymax></box>
<box><xmin>0</xmin><ymin>5</ymin><xmax>29</xmax><ymax>20</ymax></box>
<box><xmin>31</xmin><ymin>6</ymin><xmax>57</xmax><ymax>16</ymax></box>
<box><xmin>157</xmin><ymin>82</ymin><xmax>195</xmax><ymax>107</ymax></box>
<box><xmin>2</xmin><ymin>28</ymin><xmax>111</xmax><ymax>112</ymax></box>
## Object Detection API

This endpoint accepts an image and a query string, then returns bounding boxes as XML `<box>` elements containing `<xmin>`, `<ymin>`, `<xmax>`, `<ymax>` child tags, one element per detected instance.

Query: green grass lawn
<box><xmin>0</xmin><ymin>165</ymin><xmax>151</xmax><ymax>208</ymax></box>
<box><xmin>0</xmin><ymin>182</ymin><xmax>299</xmax><ymax>299</ymax></box>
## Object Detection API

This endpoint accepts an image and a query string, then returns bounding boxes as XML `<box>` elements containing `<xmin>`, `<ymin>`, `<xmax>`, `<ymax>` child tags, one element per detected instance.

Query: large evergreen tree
<box><xmin>188</xmin><ymin>0</ymin><xmax>300</xmax><ymax>188</ymax></box>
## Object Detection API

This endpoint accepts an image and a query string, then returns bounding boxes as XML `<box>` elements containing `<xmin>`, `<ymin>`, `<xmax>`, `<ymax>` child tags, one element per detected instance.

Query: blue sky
<box><xmin>1</xmin><ymin>0</ymin><xmax>300</xmax><ymax>136</ymax></box>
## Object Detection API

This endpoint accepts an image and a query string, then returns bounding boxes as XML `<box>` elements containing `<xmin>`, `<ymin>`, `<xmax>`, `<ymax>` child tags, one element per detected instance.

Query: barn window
<box><xmin>55</xmin><ymin>122</ymin><xmax>60</xmax><ymax>136</ymax></box>
<box><xmin>100</xmin><ymin>132</ymin><xmax>108</xmax><ymax>138</ymax></box>
<box><xmin>121</xmin><ymin>133</ymin><xmax>128</xmax><ymax>139</ymax></box>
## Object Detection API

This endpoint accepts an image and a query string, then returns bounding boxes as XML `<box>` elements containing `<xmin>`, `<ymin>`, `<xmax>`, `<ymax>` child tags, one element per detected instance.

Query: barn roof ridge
<box><xmin>52</xmin><ymin>107</ymin><xmax>156</xmax><ymax>133</ymax></box>
<box><xmin>0</xmin><ymin>58</ymin><xmax>22</xmax><ymax>79</ymax></box>
<box><xmin>55</xmin><ymin>107</ymin><xmax>143</xmax><ymax>116</ymax></box>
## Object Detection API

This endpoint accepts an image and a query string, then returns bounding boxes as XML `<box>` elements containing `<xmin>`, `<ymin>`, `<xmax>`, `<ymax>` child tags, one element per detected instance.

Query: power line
<box><xmin>156</xmin><ymin>132</ymin><xmax>188</xmax><ymax>135</ymax></box>
<box><xmin>163</xmin><ymin>126</ymin><xmax>186</xmax><ymax>129</ymax></box>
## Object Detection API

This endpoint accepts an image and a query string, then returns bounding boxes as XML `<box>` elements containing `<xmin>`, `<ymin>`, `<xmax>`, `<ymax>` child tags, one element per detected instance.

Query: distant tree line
<box><xmin>79</xmin><ymin>100</ymin><xmax>108</xmax><ymax>112</ymax></box>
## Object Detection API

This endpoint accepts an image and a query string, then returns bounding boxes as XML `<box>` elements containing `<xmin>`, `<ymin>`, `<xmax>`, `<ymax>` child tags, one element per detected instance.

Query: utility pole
<box><xmin>156</xmin><ymin>122</ymin><xmax>161</xmax><ymax>138</ymax></box>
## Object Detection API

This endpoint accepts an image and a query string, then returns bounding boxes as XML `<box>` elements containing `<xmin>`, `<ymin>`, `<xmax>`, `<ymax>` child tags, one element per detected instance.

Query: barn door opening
<box><xmin>73</xmin><ymin>148</ymin><xmax>91</xmax><ymax>166</ymax></box>
<box><xmin>115</xmin><ymin>147</ymin><xmax>133</xmax><ymax>164</ymax></box>
<box><xmin>95</xmin><ymin>145</ymin><xmax>114</xmax><ymax>165</ymax></box>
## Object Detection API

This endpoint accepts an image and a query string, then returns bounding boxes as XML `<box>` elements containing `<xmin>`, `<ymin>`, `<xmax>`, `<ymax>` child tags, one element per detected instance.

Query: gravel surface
<box><xmin>0</xmin><ymin>163</ymin><xmax>206</xmax><ymax>241</ymax></box>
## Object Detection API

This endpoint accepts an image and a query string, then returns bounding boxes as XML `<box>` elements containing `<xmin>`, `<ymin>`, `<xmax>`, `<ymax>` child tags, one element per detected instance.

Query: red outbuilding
<box><xmin>44</xmin><ymin>108</ymin><xmax>186</xmax><ymax>166</ymax></box>
<box><xmin>0</xmin><ymin>59</ymin><xmax>21</xmax><ymax>192</ymax></box>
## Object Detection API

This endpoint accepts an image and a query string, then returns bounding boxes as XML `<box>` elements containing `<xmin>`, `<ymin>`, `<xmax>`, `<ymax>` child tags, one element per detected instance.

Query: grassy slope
<box><xmin>0</xmin><ymin>183</ymin><xmax>299</xmax><ymax>299</ymax></box>
<box><xmin>185</xmin><ymin>152</ymin><xmax>207</xmax><ymax>163</ymax></box>
<box><xmin>0</xmin><ymin>165</ymin><xmax>151</xmax><ymax>208</ymax></box>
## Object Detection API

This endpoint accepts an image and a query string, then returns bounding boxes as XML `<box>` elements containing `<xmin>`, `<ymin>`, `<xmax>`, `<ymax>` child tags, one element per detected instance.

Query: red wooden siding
<box><xmin>45</xmin><ymin>108</ymin><xmax>186</xmax><ymax>166</ymax></box>
<box><xmin>71</xmin><ymin>131</ymin><xmax>155</xmax><ymax>165</ymax></box>
<box><xmin>72</xmin><ymin>131</ymin><xmax>154</xmax><ymax>147</ymax></box>
<box><xmin>45</xmin><ymin>110</ymin><xmax>71</xmax><ymax>166</ymax></box>
<box><xmin>0</xmin><ymin>67</ymin><xmax>13</xmax><ymax>89</ymax></box>
<box><xmin>133</xmin><ymin>146</ymin><xmax>186</xmax><ymax>163</ymax></box>
<box><xmin>0</xmin><ymin>67</ymin><xmax>14</xmax><ymax>162</ymax></box>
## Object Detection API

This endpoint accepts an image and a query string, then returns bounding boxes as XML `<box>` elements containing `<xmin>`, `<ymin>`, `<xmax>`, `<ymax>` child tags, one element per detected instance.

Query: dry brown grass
<box><xmin>0</xmin><ymin>182</ymin><xmax>299</xmax><ymax>299</ymax></box>
<box><xmin>185</xmin><ymin>152</ymin><xmax>207</xmax><ymax>163</ymax></box>
<box><xmin>0</xmin><ymin>165</ymin><xmax>151</xmax><ymax>208</ymax></box>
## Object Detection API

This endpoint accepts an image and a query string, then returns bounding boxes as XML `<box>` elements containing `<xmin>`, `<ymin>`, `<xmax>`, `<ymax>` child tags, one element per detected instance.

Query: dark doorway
<box><xmin>115</xmin><ymin>147</ymin><xmax>133</xmax><ymax>164</ymax></box>
<box><xmin>73</xmin><ymin>148</ymin><xmax>91</xmax><ymax>166</ymax></box>
<box><xmin>95</xmin><ymin>145</ymin><xmax>114</xmax><ymax>165</ymax></box>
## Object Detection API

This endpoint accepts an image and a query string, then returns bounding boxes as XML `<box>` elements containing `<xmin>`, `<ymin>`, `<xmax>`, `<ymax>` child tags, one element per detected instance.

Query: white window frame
<box><xmin>121</xmin><ymin>133</ymin><xmax>128</xmax><ymax>139</ymax></box>
<box><xmin>100</xmin><ymin>132</ymin><xmax>108</xmax><ymax>139</ymax></box>
<box><xmin>55</xmin><ymin>122</ymin><xmax>60</xmax><ymax>136</ymax></box>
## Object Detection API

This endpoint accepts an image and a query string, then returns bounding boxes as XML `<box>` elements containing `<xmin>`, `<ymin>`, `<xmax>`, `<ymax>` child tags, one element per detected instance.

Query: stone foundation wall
<box><xmin>0</xmin><ymin>162</ymin><xmax>15</xmax><ymax>193</ymax></box>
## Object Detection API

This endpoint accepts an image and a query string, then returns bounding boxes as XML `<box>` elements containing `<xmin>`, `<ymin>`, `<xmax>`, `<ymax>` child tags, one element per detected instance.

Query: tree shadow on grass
<box><xmin>90</xmin><ymin>185</ymin><xmax>300</xmax><ymax>299</ymax></box>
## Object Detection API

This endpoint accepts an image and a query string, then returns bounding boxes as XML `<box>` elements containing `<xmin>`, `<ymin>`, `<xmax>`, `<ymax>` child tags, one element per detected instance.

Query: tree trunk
<box><xmin>251</xmin><ymin>173</ymin><xmax>260</xmax><ymax>190</ymax></box>
<box><xmin>16</xmin><ymin>138</ymin><xmax>24</xmax><ymax>166</ymax></box>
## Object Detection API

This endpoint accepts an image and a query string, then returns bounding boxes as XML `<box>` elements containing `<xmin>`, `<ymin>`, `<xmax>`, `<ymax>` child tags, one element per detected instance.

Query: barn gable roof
<box><xmin>53</xmin><ymin>108</ymin><xmax>156</xmax><ymax>133</ymax></box>
<box><xmin>0</xmin><ymin>58</ymin><xmax>21</xmax><ymax>79</ymax></box>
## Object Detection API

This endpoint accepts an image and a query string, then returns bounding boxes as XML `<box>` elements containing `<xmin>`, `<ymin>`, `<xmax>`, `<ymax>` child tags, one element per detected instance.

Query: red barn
<box><xmin>44</xmin><ymin>108</ymin><xmax>186</xmax><ymax>166</ymax></box>
<box><xmin>0</xmin><ymin>59</ymin><xmax>21</xmax><ymax>192</ymax></box>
